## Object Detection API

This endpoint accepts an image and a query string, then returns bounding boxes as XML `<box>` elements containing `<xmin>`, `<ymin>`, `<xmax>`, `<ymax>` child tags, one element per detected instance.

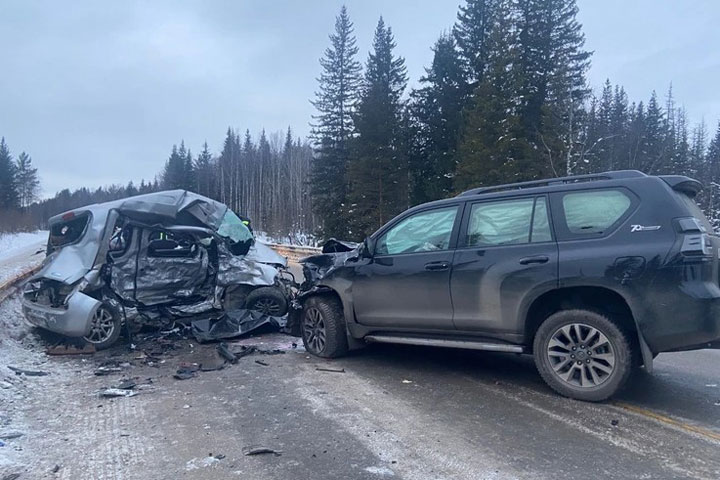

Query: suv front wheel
<box><xmin>301</xmin><ymin>295</ymin><xmax>348</xmax><ymax>358</ymax></box>
<box><xmin>533</xmin><ymin>309</ymin><xmax>633</xmax><ymax>402</ymax></box>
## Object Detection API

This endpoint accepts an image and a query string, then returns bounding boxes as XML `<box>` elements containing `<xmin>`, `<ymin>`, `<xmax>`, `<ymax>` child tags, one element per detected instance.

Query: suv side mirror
<box><xmin>361</xmin><ymin>237</ymin><xmax>375</xmax><ymax>258</ymax></box>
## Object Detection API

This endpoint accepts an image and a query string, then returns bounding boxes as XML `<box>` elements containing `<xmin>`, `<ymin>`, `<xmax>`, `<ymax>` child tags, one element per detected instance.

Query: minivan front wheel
<box><xmin>533</xmin><ymin>309</ymin><xmax>632</xmax><ymax>402</ymax></box>
<box><xmin>84</xmin><ymin>303</ymin><xmax>122</xmax><ymax>350</ymax></box>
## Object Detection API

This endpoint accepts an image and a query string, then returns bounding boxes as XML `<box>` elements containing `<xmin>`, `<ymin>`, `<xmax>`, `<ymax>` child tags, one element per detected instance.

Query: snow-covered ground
<box><xmin>0</xmin><ymin>231</ymin><xmax>48</xmax><ymax>287</ymax></box>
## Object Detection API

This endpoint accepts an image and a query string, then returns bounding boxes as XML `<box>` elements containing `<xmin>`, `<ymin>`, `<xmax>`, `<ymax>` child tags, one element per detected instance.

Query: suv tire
<box><xmin>302</xmin><ymin>295</ymin><xmax>348</xmax><ymax>358</ymax></box>
<box><xmin>83</xmin><ymin>302</ymin><xmax>122</xmax><ymax>350</ymax></box>
<box><xmin>245</xmin><ymin>286</ymin><xmax>289</xmax><ymax>316</ymax></box>
<box><xmin>533</xmin><ymin>309</ymin><xmax>633</xmax><ymax>402</ymax></box>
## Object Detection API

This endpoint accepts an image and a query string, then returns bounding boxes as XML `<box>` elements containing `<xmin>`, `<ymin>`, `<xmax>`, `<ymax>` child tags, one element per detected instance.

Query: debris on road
<box><xmin>216</xmin><ymin>342</ymin><xmax>238</xmax><ymax>364</ymax></box>
<box><xmin>191</xmin><ymin>309</ymin><xmax>287</xmax><ymax>343</ymax></box>
<box><xmin>611</xmin><ymin>419</ymin><xmax>619</xmax><ymax>426</ymax></box>
<box><xmin>0</xmin><ymin>431</ymin><xmax>24</xmax><ymax>440</ymax></box>
<box><xmin>242</xmin><ymin>445</ymin><xmax>282</xmax><ymax>456</ymax></box>
<box><xmin>255</xmin><ymin>359</ymin><xmax>269</xmax><ymax>366</ymax></box>
<box><xmin>401</xmin><ymin>379</ymin><xmax>413</xmax><ymax>384</ymax></box>
<box><xmin>8</xmin><ymin>365</ymin><xmax>49</xmax><ymax>376</ymax></box>
<box><xmin>316</xmin><ymin>367</ymin><xmax>345</xmax><ymax>373</ymax></box>
<box><xmin>174</xmin><ymin>363</ymin><xmax>199</xmax><ymax>380</ymax></box>
<box><xmin>115</xmin><ymin>379</ymin><xmax>137</xmax><ymax>390</ymax></box>
<box><xmin>99</xmin><ymin>388</ymin><xmax>138</xmax><ymax>398</ymax></box>
<box><xmin>46</xmin><ymin>343</ymin><xmax>96</xmax><ymax>355</ymax></box>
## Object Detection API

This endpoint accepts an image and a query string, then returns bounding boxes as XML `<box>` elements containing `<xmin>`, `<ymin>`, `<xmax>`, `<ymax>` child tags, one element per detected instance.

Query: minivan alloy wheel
<box><xmin>303</xmin><ymin>306</ymin><xmax>327</xmax><ymax>353</ymax></box>
<box><xmin>85</xmin><ymin>306</ymin><xmax>116</xmax><ymax>344</ymax></box>
<box><xmin>252</xmin><ymin>297</ymin><xmax>283</xmax><ymax>316</ymax></box>
<box><xmin>547</xmin><ymin>323</ymin><xmax>616</xmax><ymax>388</ymax></box>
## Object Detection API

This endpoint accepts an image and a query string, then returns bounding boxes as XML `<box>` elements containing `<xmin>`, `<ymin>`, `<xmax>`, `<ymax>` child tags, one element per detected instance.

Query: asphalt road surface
<box><xmin>2</xmin><ymin>301</ymin><xmax>719</xmax><ymax>480</ymax></box>
<box><xmin>1</xmin><ymin>258</ymin><xmax>719</xmax><ymax>479</ymax></box>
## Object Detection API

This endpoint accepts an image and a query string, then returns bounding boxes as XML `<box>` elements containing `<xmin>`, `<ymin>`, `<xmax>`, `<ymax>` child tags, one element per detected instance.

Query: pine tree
<box><xmin>453</xmin><ymin>0</ymin><xmax>499</xmax><ymax>87</ymax></box>
<box><xmin>409</xmin><ymin>33</ymin><xmax>466</xmax><ymax>204</ymax></box>
<box><xmin>696</xmin><ymin>123</ymin><xmax>720</xmax><ymax>226</ymax></box>
<box><xmin>15</xmin><ymin>152</ymin><xmax>40</xmax><ymax>208</ymax></box>
<box><xmin>310</xmin><ymin>5</ymin><xmax>362</xmax><ymax>239</ymax></box>
<box><xmin>507</xmin><ymin>0</ymin><xmax>591</xmax><ymax>178</ymax></box>
<box><xmin>455</xmin><ymin>0</ymin><xmax>521</xmax><ymax>190</ymax></box>
<box><xmin>0</xmin><ymin>138</ymin><xmax>19</xmax><ymax>209</ymax></box>
<box><xmin>347</xmin><ymin>17</ymin><xmax>408</xmax><ymax>238</ymax></box>
<box><xmin>162</xmin><ymin>144</ymin><xmax>187</xmax><ymax>190</ymax></box>
<box><xmin>195</xmin><ymin>142</ymin><xmax>214</xmax><ymax>198</ymax></box>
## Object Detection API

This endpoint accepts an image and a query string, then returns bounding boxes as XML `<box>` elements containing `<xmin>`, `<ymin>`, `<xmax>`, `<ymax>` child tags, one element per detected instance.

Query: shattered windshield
<box><xmin>217</xmin><ymin>209</ymin><xmax>253</xmax><ymax>244</ymax></box>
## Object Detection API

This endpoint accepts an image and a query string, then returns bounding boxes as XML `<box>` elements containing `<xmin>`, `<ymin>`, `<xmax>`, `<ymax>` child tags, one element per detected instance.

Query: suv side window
<box><xmin>375</xmin><ymin>205</ymin><xmax>459</xmax><ymax>255</ymax></box>
<box><xmin>562</xmin><ymin>190</ymin><xmax>631</xmax><ymax>235</ymax></box>
<box><xmin>466</xmin><ymin>197</ymin><xmax>551</xmax><ymax>247</ymax></box>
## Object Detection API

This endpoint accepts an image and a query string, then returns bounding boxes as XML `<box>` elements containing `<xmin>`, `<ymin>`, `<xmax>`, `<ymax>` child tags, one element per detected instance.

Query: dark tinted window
<box><xmin>562</xmin><ymin>190</ymin><xmax>631</xmax><ymax>234</ymax></box>
<box><xmin>466</xmin><ymin>197</ymin><xmax>551</xmax><ymax>247</ymax></box>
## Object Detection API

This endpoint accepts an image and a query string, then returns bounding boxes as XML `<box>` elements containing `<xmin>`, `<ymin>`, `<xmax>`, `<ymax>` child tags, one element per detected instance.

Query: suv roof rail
<box><xmin>456</xmin><ymin>170</ymin><xmax>647</xmax><ymax>197</ymax></box>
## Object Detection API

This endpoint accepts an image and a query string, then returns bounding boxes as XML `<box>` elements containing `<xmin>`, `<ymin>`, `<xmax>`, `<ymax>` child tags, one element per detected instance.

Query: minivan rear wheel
<box><xmin>302</xmin><ymin>295</ymin><xmax>348</xmax><ymax>358</ymax></box>
<box><xmin>533</xmin><ymin>309</ymin><xmax>633</xmax><ymax>402</ymax></box>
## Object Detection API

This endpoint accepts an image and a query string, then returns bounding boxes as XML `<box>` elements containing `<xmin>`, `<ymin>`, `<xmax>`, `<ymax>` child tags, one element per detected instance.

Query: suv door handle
<box><xmin>519</xmin><ymin>255</ymin><xmax>550</xmax><ymax>265</ymax></box>
<box><xmin>425</xmin><ymin>261</ymin><xmax>450</xmax><ymax>271</ymax></box>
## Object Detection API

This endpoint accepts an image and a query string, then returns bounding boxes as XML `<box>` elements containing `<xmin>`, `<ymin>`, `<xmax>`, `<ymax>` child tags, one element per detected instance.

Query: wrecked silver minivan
<box><xmin>22</xmin><ymin>190</ymin><xmax>295</xmax><ymax>349</ymax></box>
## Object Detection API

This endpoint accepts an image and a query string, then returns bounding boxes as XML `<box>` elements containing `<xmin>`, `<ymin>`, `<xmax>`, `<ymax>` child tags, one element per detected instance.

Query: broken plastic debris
<box><xmin>8</xmin><ymin>366</ymin><xmax>49</xmax><ymax>376</ymax></box>
<box><xmin>401</xmin><ymin>379</ymin><xmax>413</xmax><ymax>384</ymax></box>
<box><xmin>316</xmin><ymin>367</ymin><xmax>345</xmax><ymax>373</ymax></box>
<box><xmin>242</xmin><ymin>445</ymin><xmax>282</xmax><ymax>456</ymax></box>
<box><xmin>0</xmin><ymin>432</ymin><xmax>24</xmax><ymax>441</ymax></box>
<box><xmin>217</xmin><ymin>343</ymin><xmax>238</xmax><ymax>364</ymax></box>
<box><xmin>255</xmin><ymin>359</ymin><xmax>269</xmax><ymax>366</ymax></box>
<box><xmin>191</xmin><ymin>309</ymin><xmax>287</xmax><ymax>342</ymax></box>
<box><xmin>100</xmin><ymin>388</ymin><xmax>138</xmax><ymax>398</ymax></box>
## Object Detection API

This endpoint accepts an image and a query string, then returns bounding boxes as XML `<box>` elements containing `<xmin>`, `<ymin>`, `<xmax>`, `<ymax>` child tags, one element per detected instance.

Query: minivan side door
<box><xmin>450</xmin><ymin>195</ymin><xmax>558</xmax><ymax>336</ymax></box>
<box><xmin>352</xmin><ymin>204</ymin><xmax>462</xmax><ymax>330</ymax></box>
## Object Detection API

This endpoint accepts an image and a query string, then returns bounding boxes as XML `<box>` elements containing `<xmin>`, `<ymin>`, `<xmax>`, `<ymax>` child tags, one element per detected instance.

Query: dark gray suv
<box><xmin>297</xmin><ymin>170</ymin><xmax>720</xmax><ymax>401</ymax></box>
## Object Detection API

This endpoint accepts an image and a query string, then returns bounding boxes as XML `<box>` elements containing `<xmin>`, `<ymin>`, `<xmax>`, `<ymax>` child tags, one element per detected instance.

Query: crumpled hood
<box><xmin>300</xmin><ymin>240</ymin><xmax>360</xmax><ymax>284</ymax></box>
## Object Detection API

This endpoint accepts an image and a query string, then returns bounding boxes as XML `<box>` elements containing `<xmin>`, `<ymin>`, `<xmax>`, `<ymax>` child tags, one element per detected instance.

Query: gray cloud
<box><xmin>1</xmin><ymin>0</ymin><xmax>718</xmax><ymax>198</ymax></box>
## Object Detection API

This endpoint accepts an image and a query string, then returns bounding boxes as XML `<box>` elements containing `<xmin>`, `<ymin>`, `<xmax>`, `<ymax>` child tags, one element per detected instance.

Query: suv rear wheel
<box><xmin>533</xmin><ymin>309</ymin><xmax>633</xmax><ymax>402</ymax></box>
<box><xmin>302</xmin><ymin>295</ymin><xmax>348</xmax><ymax>358</ymax></box>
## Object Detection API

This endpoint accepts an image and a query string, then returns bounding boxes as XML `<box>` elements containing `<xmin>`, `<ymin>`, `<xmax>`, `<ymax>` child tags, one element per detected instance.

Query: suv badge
<box><xmin>631</xmin><ymin>224</ymin><xmax>661</xmax><ymax>233</ymax></box>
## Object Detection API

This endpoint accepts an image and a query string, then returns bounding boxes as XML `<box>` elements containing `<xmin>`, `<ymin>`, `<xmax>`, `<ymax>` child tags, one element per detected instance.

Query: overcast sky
<box><xmin>1</xmin><ymin>0</ymin><xmax>719</xmax><ymax>198</ymax></box>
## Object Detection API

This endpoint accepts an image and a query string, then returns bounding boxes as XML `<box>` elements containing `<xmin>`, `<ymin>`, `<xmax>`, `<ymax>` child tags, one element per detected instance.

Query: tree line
<box><xmin>2</xmin><ymin>129</ymin><xmax>316</xmax><ymax>241</ymax></box>
<box><xmin>309</xmin><ymin>0</ymin><xmax>720</xmax><ymax>240</ymax></box>
<box><xmin>0</xmin><ymin>137</ymin><xmax>41</xmax><ymax>232</ymax></box>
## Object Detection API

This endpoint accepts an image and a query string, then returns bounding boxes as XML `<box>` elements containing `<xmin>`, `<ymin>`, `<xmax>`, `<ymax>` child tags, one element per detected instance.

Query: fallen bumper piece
<box><xmin>191</xmin><ymin>309</ymin><xmax>286</xmax><ymax>342</ymax></box>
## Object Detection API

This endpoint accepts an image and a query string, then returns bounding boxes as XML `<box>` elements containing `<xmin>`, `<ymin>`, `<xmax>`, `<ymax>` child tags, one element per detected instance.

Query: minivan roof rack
<box><xmin>456</xmin><ymin>170</ymin><xmax>647</xmax><ymax>197</ymax></box>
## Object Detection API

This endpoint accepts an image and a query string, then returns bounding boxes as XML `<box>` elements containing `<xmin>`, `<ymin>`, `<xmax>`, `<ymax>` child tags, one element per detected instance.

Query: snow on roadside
<box><xmin>0</xmin><ymin>231</ymin><xmax>48</xmax><ymax>262</ymax></box>
<box><xmin>0</xmin><ymin>231</ymin><xmax>47</xmax><ymax>287</ymax></box>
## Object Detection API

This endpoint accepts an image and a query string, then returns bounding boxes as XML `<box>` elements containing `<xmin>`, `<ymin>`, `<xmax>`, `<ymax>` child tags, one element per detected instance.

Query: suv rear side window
<box><xmin>562</xmin><ymin>190</ymin><xmax>631</xmax><ymax>234</ymax></box>
<box><xmin>466</xmin><ymin>197</ymin><xmax>551</xmax><ymax>247</ymax></box>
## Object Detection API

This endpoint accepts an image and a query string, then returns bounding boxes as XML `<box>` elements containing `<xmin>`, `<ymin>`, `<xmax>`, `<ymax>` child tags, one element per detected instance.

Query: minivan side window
<box><xmin>562</xmin><ymin>190</ymin><xmax>631</xmax><ymax>234</ymax></box>
<box><xmin>375</xmin><ymin>206</ymin><xmax>458</xmax><ymax>255</ymax></box>
<box><xmin>466</xmin><ymin>197</ymin><xmax>551</xmax><ymax>247</ymax></box>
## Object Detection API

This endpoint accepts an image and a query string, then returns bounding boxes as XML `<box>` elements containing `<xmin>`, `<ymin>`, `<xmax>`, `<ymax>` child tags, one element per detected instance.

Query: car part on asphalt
<box><xmin>191</xmin><ymin>309</ymin><xmax>286</xmax><ymax>342</ymax></box>
<box><xmin>294</xmin><ymin>170</ymin><xmax>720</xmax><ymax>401</ymax></box>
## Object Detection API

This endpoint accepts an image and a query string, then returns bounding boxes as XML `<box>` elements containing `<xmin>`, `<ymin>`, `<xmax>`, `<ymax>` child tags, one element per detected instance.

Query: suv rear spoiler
<box><xmin>660</xmin><ymin>175</ymin><xmax>703</xmax><ymax>198</ymax></box>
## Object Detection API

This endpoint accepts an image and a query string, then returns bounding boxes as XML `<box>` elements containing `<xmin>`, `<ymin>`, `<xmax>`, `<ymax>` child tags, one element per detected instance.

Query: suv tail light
<box><xmin>677</xmin><ymin>217</ymin><xmax>713</xmax><ymax>258</ymax></box>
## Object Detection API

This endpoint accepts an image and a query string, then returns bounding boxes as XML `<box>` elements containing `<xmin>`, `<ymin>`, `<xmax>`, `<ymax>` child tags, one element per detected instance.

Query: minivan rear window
<box><xmin>562</xmin><ymin>190</ymin><xmax>631</xmax><ymax>234</ymax></box>
<box><xmin>49</xmin><ymin>212</ymin><xmax>90</xmax><ymax>250</ymax></box>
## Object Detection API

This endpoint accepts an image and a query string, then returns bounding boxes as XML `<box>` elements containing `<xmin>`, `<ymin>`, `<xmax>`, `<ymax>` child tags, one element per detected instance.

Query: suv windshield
<box><xmin>48</xmin><ymin>212</ymin><xmax>91</xmax><ymax>251</ymax></box>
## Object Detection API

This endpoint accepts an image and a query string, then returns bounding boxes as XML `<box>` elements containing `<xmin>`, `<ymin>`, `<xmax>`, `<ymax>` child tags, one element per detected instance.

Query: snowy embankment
<box><xmin>0</xmin><ymin>231</ymin><xmax>48</xmax><ymax>288</ymax></box>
